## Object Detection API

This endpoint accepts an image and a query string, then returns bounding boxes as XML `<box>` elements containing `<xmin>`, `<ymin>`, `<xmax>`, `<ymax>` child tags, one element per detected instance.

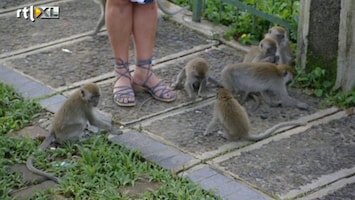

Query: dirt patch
<box><xmin>118</xmin><ymin>178</ymin><xmax>163</xmax><ymax>198</ymax></box>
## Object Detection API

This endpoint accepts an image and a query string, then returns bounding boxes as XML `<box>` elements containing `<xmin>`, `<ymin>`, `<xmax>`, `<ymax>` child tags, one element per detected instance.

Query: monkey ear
<box><xmin>80</xmin><ymin>89</ymin><xmax>86</xmax><ymax>98</ymax></box>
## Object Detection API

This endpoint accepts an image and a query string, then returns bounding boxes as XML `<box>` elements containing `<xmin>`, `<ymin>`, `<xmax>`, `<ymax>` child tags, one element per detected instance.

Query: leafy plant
<box><xmin>0</xmin><ymin>82</ymin><xmax>220</xmax><ymax>199</ymax></box>
<box><xmin>173</xmin><ymin>0</ymin><xmax>299</xmax><ymax>43</ymax></box>
<box><xmin>0</xmin><ymin>83</ymin><xmax>42</xmax><ymax>135</ymax></box>
<box><xmin>294</xmin><ymin>67</ymin><xmax>355</xmax><ymax>108</ymax></box>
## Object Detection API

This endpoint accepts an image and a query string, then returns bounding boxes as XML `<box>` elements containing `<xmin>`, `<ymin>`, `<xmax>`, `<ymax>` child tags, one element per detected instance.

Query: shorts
<box><xmin>130</xmin><ymin>0</ymin><xmax>155</xmax><ymax>4</ymax></box>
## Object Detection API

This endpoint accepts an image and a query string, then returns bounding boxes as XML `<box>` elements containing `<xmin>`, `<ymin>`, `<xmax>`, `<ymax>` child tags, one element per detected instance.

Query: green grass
<box><xmin>0</xmin><ymin>83</ymin><xmax>43</xmax><ymax>135</ymax></box>
<box><xmin>0</xmin><ymin>83</ymin><xmax>220</xmax><ymax>199</ymax></box>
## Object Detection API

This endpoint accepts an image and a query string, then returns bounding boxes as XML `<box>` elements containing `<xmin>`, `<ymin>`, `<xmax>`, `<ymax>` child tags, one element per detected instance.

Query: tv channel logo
<box><xmin>16</xmin><ymin>6</ymin><xmax>60</xmax><ymax>22</ymax></box>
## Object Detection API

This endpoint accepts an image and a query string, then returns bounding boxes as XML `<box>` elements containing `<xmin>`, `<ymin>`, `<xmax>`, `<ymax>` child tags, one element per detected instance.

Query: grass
<box><xmin>0</xmin><ymin>82</ymin><xmax>220</xmax><ymax>199</ymax></box>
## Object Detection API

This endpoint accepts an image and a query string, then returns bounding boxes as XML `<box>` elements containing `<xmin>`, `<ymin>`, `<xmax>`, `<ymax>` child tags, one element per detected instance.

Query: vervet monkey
<box><xmin>171</xmin><ymin>57</ymin><xmax>220</xmax><ymax>99</ymax></box>
<box><xmin>92</xmin><ymin>0</ymin><xmax>189</xmax><ymax>35</ymax></box>
<box><xmin>26</xmin><ymin>83</ymin><xmax>121</xmax><ymax>183</ymax></box>
<box><xmin>221</xmin><ymin>62</ymin><xmax>309</xmax><ymax>110</ymax></box>
<box><xmin>203</xmin><ymin>88</ymin><xmax>305</xmax><ymax>141</ymax></box>
<box><xmin>265</xmin><ymin>26</ymin><xmax>294</xmax><ymax>65</ymax></box>
<box><xmin>243</xmin><ymin>38</ymin><xmax>278</xmax><ymax>63</ymax></box>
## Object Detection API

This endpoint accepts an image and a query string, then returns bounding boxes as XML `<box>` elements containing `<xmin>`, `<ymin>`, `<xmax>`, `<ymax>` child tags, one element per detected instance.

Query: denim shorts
<box><xmin>130</xmin><ymin>0</ymin><xmax>155</xmax><ymax>4</ymax></box>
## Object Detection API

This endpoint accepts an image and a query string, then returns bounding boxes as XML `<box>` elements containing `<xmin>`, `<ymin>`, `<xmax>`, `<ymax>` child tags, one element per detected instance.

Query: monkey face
<box><xmin>90</xmin><ymin>95</ymin><xmax>100</xmax><ymax>107</ymax></box>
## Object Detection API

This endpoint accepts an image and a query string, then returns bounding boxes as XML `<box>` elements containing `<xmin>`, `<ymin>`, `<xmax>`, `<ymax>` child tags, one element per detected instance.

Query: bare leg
<box><xmin>132</xmin><ymin>2</ymin><xmax>176</xmax><ymax>101</ymax></box>
<box><xmin>106</xmin><ymin>0</ymin><xmax>135</xmax><ymax>105</ymax></box>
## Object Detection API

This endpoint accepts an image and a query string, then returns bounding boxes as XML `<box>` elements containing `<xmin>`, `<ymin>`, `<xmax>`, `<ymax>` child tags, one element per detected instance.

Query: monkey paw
<box><xmin>297</xmin><ymin>102</ymin><xmax>310</xmax><ymax>110</ymax></box>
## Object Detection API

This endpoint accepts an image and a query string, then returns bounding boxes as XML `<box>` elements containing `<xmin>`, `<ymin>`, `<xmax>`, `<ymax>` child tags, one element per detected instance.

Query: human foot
<box><xmin>113</xmin><ymin>61</ymin><xmax>136</xmax><ymax>107</ymax></box>
<box><xmin>132</xmin><ymin>60</ymin><xmax>176</xmax><ymax>102</ymax></box>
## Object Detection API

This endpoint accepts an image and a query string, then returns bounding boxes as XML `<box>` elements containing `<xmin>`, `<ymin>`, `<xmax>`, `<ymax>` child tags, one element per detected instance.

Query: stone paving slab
<box><xmin>298</xmin><ymin>176</ymin><xmax>355</xmax><ymax>200</ymax></box>
<box><xmin>2</xmin><ymin>19</ymin><xmax>211</xmax><ymax>89</ymax></box>
<box><xmin>0</xmin><ymin>0</ymin><xmax>100</xmax><ymax>56</ymax></box>
<box><xmin>185</xmin><ymin>165</ymin><xmax>272</xmax><ymax>200</ymax></box>
<box><xmin>94</xmin><ymin>45</ymin><xmax>242</xmax><ymax>125</ymax></box>
<box><xmin>210</xmin><ymin>111</ymin><xmax>355</xmax><ymax>199</ymax></box>
<box><xmin>109</xmin><ymin>130</ymin><xmax>197</xmax><ymax>170</ymax></box>
<box><xmin>0</xmin><ymin>0</ymin><xmax>55</xmax><ymax>12</ymax></box>
<box><xmin>139</xmin><ymin>88</ymin><xmax>322</xmax><ymax>158</ymax></box>
<box><xmin>0</xmin><ymin>64</ymin><xmax>54</xmax><ymax>99</ymax></box>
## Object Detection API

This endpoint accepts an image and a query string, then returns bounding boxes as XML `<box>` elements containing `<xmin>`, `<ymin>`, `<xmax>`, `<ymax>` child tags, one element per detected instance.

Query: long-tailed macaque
<box><xmin>221</xmin><ymin>62</ymin><xmax>309</xmax><ymax>110</ymax></box>
<box><xmin>172</xmin><ymin>57</ymin><xmax>220</xmax><ymax>99</ymax></box>
<box><xmin>243</xmin><ymin>38</ymin><xmax>278</xmax><ymax>63</ymax></box>
<box><xmin>26</xmin><ymin>83</ymin><xmax>121</xmax><ymax>183</ymax></box>
<box><xmin>265</xmin><ymin>26</ymin><xmax>294</xmax><ymax>65</ymax></box>
<box><xmin>92</xmin><ymin>0</ymin><xmax>189</xmax><ymax>35</ymax></box>
<box><xmin>203</xmin><ymin>88</ymin><xmax>305</xmax><ymax>141</ymax></box>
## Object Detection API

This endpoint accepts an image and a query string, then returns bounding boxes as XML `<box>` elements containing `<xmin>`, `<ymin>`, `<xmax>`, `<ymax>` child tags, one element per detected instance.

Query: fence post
<box><xmin>192</xmin><ymin>0</ymin><xmax>203</xmax><ymax>22</ymax></box>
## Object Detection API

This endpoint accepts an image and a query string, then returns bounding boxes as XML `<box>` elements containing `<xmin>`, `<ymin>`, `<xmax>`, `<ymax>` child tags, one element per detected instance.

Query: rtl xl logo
<box><xmin>16</xmin><ymin>6</ymin><xmax>60</xmax><ymax>22</ymax></box>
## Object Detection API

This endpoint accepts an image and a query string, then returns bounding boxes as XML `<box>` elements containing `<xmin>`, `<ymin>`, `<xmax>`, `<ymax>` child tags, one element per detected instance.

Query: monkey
<box><xmin>221</xmin><ymin>62</ymin><xmax>309</xmax><ymax>110</ymax></box>
<box><xmin>92</xmin><ymin>0</ymin><xmax>106</xmax><ymax>36</ymax></box>
<box><xmin>26</xmin><ymin>83</ymin><xmax>121</xmax><ymax>183</ymax></box>
<box><xmin>243</xmin><ymin>38</ymin><xmax>279</xmax><ymax>64</ymax></box>
<box><xmin>91</xmin><ymin>0</ymin><xmax>189</xmax><ymax>36</ymax></box>
<box><xmin>203</xmin><ymin>87</ymin><xmax>306</xmax><ymax>141</ymax></box>
<box><xmin>265</xmin><ymin>26</ymin><xmax>294</xmax><ymax>66</ymax></box>
<box><xmin>171</xmin><ymin>57</ymin><xmax>221</xmax><ymax>99</ymax></box>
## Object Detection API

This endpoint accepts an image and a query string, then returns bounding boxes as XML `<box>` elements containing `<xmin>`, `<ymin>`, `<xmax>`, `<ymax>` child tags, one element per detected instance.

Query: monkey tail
<box><xmin>157</xmin><ymin>0</ymin><xmax>189</xmax><ymax>15</ymax></box>
<box><xmin>26</xmin><ymin>133</ymin><xmax>61</xmax><ymax>183</ymax></box>
<box><xmin>247</xmin><ymin>120</ymin><xmax>306</xmax><ymax>142</ymax></box>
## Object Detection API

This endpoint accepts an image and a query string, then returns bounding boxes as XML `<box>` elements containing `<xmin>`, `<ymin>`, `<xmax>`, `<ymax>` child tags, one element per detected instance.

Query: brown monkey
<box><xmin>26</xmin><ymin>83</ymin><xmax>121</xmax><ymax>183</ymax></box>
<box><xmin>203</xmin><ymin>87</ymin><xmax>305</xmax><ymax>141</ymax></box>
<box><xmin>221</xmin><ymin>62</ymin><xmax>309</xmax><ymax>110</ymax></box>
<box><xmin>92</xmin><ymin>0</ymin><xmax>189</xmax><ymax>36</ymax></box>
<box><xmin>172</xmin><ymin>57</ymin><xmax>220</xmax><ymax>99</ymax></box>
<box><xmin>265</xmin><ymin>26</ymin><xmax>294</xmax><ymax>65</ymax></box>
<box><xmin>243</xmin><ymin>38</ymin><xmax>278</xmax><ymax>64</ymax></box>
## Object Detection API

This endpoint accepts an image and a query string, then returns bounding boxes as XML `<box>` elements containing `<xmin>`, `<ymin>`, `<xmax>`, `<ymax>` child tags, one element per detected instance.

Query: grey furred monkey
<box><xmin>26</xmin><ymin>83</ymin><xmax>121</xmax><ymax>183</ymax></box>
<box><xmin>92</xmin><ymin>0</ymin><xmax>189</xmax><ymax>35</ymax></box>
<box><xmin>203</xmin><ymin>87</ymin><xmax>306</xmax><ymax>141</ymax></box>
<box><xmin>243</xmin><ymin>38</ymin><xmax>279</xmax><ymax>64</ymax></box>
<box><xmin>172</xmin><ymin>57</ymin><xmax>221</xmax><ymax>99</ymax></box>
<box><xmin>221</xmin><ymin>62</ymin><xmax>309</xmax><ymax>110</ymax></box>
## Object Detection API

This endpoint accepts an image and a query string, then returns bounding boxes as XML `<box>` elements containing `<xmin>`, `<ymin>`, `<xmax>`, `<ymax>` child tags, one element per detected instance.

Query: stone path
<box><xmin>1</xmin><ymin>0</ymin><xmax>354</xmax><ymax>199</ymax></box>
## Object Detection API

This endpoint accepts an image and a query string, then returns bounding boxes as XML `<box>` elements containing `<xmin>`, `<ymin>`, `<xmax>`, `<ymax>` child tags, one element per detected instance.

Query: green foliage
<box><xmin>0</xmin><ymin>83</ymin><xmax>42</xmax><ymax>135</ymax></box>
<box><xmin>1</xmin><ymin>135</ymin><xmax>220</xmax><ymax>199</ymax></box>
<box><xmin>0</xmin><ymin>83</ymin><xmax>219</xmax><ymax>199</ymax></box>
<box><xmin>173</xmin><ymin>0</ymin><xmax>299</xmax><ymax>43</ymax></box>
<box><xmin>294</xmin><ymin>67</ymin><xmax>355</xmax><ymax>108</ymax></box>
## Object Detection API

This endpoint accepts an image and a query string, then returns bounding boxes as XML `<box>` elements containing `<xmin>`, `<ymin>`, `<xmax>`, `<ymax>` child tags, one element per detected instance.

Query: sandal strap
<box><xmin>149</xmin><ymin>81</ymin><xmax>173</xmax><ymax>99</ymax></box>
<box><xmin>114</xmin><ymin>58</ymin><xmax>131</xmax><ymax>80</ymax></box>
<box><xmin>136</xmin><ymin>59</ymin><xmax>152</xmax><ymax>67</ymax></box>
<box><xmin>136</xmin><ymin>58</ymin><xmax>154</xmax><ymax>88</ymax></box>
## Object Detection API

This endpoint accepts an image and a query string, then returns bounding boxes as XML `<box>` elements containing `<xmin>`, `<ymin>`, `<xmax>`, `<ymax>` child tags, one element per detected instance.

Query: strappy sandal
<box><xmin>132</xmin><ymin>59</ymin><xmax>176</xmax><ymax>102</ymax></box>
<box><xmin>113</xmin><ymin>59</ymin><xmax>136</xmax><ymax>107</ymax></box>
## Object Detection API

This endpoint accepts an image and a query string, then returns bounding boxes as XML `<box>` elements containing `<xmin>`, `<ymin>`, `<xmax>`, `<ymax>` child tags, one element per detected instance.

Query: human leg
<box><xmin>106</xmin><ymin>0</ymin><xmax>135</xmax><ymax>106</ymax></box>
<box><xmin>131</xmin><ymin>2</ymin><xmax>176</xmax><ymax>101</ymax></box>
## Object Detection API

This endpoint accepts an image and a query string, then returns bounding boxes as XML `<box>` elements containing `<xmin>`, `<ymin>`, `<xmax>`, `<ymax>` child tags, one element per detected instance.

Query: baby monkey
<box><xmin>265</xmin><ymin>26</ymin><xmax>294</xmax><ymax>65</ymax></box>
<box><xmin>203</xmin><ymin>88</ymin><xmax>305</xmax><ymax>141</ymax></box>
<box><xmin>172</xmin><ymin>57</ymin><xmax>220</xmax><ymax>100</ymax></box>
<box><xmin>26</xmin><ymin>83</ymin><xmax>121</xmax><ymax>183</ymax></box>
<box><xmin>243</xmin><ymin>38</ymin><xmax>278</xmax><ymax>64</ymax></box>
